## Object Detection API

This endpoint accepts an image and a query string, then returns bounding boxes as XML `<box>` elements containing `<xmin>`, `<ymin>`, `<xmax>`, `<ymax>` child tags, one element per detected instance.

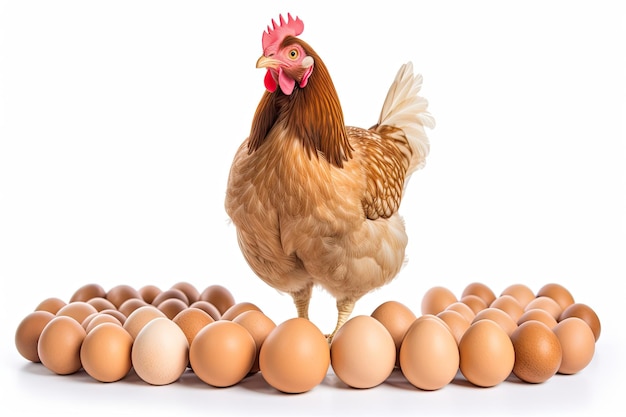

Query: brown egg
<box><xmin>15</xmin><ymin>310</ymin><xmax>55</xmax><ymax>362</ymax></box>
<box><xmin>517</xmin><ymin>309</ymin><xmax>558</xmax><ymax>329</ymax></box>
<box><xmin>37</xmin><ymin>315</ymin><xmax>86</xmax><ymax>375</ymax></box>
<box><xmin>472</xmin><ymin>307</ymin><xmax>518</xmax><ymax>336</ymax></box>
<box><xmin>460</xmin><ymin>294</ymin><xmax>488</xmax><ymax>315</ymax></box>
<box><xmin>171</xmin><ymin>281</ymin><xmax>200</xmax><ymax>304</ymax></box>
<box><xmin>500</xmin><ymin>284</ymin><xmax>535</xmax><ymax>308</ymax></box>
<box><xmin>330</xmin><ymin>315</ymin><xmax>396</xmax><ymax>389</ymax></box>
<box><xmin>400</xmin><ymin>316</ymin><xmax>459</xmax><ymax>390</ymax></box>
<box><xmin>80</xmin><ymin>323</ymin><xmax>133</xmax><ymax>382</ymax></box>
<box><xmin>84</xmin><ymin>313</ymin><xmax>123</xmax><ymax>334</ymax></box>
<box><xmin>199</xmin><ymin>284</ymin><xmax>236</xmax><ymax>315</ymax></box>
<box><xmin>437</xmin><ymin>309</ymin><xmax>470</xmax><ymax>345</ymax></box>
<box><xmin>525</xmin><ymin>296</ymin><xmax>562</xmax><ymax>320</ymax></box>
<box><xmin>559</xmin><ymin>303</ymin><xmax>601</xmax><ymax>342</ymax></box>
<box><xmin>118</xmin><ymin>298</ymin><xmax>149</xmax><ymax>317</ymax></box>
<box><xmin>132</xmin><ymin>317</ymin><xmax>189</xmax><ymax>385</ymax></box>
<box><xmin>371</xmin><ymin>300</ymin><xmax>417</xmax><ymax>366</ymax></box>
<box><xmin>106</xmin><ymin>284</ymin><xmax>142</xmax><ymax>309</ymax></box>
<box><xmin>56</xmin><ymin>301</ymin><xmax>98</xmax><ymax>324</ymax></box>
<box><xmin>259</xmin><ymin>317</ymin><xmax>330</xmax><ymax>394</ymax></box>
<box><xmin>445</xmin><ymin>301</ymin><xmax>475</xmax><ymax>322</ymax></box>
<box><xmin>173</xmin><ymin>307</ymin><xmax>215</xmax><ymax>348</ymax></box>
<box><xmin>100</xmin><ymin>309</ymin><xmax>127</xmax><ymax>325</ymax></box>
<box><xmin>461</xmin><ymin>282</ymin><xmax>496</xmax><ymax>306</ymax></box>
<box><xmin>510</xmin><ymin>321</ymin><xmax>562</xmax><ymax>383</ymax></box>
<box><xmin>421</xmin><ymin>286</ymin><xmax>457</xmax><ymax>315</ymax></box>
<box><xmin>490</xmin><ymin>295</ymin><xmax>524</xmax><ymax>322</ymax></box>
<box><xmin>35</xmin><ymin>297</ymin><xmax>66</xmax><ymax>314</ymax></box>
<box><xmin>189</xmin><ymin>300</ymin><xmax>222</xmax><ymax>321</ymax></box>
<box><xmin>220</xmin><ymin>302</ymin><xmax>262</xmax><ymax>321</ymax></box>
<box><xmin>138</xmin><ymin>284</ymin><xmax>162</xmax><ymax>304</ymax></box>
<box><xmin>537</xmin><ymin>283</ymin><xmax>575</xmax><ymax>311</ymax></box>
<box><xmin>553</xmin><ymin>317</ymin><xmax>595</xmax><ymax>375</ymax></box>
<box><xmin>86</xmin><ymin>297</ymin><xmax>117</xmax><ymax>312</ymax></box>
<box><xmin>158</xmin><ymin>298</ymin><xmax>188</xmax><ymax>320</ymax></box>
<box><xmin>233</xmin><ymin>310</ymin><xmax>277</xmax><ymax>374</ymax></box>
<box><xmin>123</xmin><ymin>305</ymin><xmax>166</xmax><ymax>340</ymax></box>
<box><xmin>189</xmin><ymin>321</ymin><xmax>256</xmax><ymax>387</ymax></box>
<box><xmin>152</xmin><ymin>288</ymin><xmax>189</xmax><ymax>307</ymax></box>
<box><xmin>70</xmin><ymin>283</ymin><xmax>106</xmax><ymax>303</ymax></box>
<box><xmin>459</xmin><ymin>319</ymin><xmax>515</xmax><ymax>387</ymax></box>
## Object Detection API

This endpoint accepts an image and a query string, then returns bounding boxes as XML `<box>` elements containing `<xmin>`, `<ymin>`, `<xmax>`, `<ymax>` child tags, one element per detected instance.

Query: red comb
<box><xmin>262</xmin><ymin>13</ymin><xmax>304</xmax><ymax>52</ymax></box>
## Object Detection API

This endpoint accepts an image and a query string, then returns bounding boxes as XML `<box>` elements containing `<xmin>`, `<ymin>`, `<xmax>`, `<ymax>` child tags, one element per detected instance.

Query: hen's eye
<box><xmin>288</xmin><ymin>49</ymin><xmax>299</xmax><ymax>60</ymax></box>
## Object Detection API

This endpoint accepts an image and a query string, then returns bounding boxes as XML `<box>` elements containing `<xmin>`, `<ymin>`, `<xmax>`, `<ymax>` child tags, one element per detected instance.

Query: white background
<box><xmin>1</xmin><ymin>1</ymin><xmax>624</xmax><ymax>416</ymax></box>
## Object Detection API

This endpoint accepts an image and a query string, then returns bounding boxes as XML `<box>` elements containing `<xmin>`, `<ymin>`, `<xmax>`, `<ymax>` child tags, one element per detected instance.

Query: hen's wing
<box><xmin>349</xmin><ymin>126</ymin><xmax>411</xmax><ymax>220</ymax></box>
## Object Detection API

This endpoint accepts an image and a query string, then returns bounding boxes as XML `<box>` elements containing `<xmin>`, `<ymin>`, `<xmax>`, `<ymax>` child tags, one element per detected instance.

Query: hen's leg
<box><xmin>328</xmin><ymin>298</ymin><xmax>356</xmax><ymax>342</ymax></box>
<box><xmin>291</xmin><ymin>284</ymin><xmax>313</xmax><ymax>320</ymax></box>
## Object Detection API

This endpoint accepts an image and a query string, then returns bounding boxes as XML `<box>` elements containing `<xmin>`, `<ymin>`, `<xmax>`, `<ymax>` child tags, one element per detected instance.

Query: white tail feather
<box><xmin>378</xmin><ymin>62</ymin><xmax>435</xmax><ymax>175</ymax></box>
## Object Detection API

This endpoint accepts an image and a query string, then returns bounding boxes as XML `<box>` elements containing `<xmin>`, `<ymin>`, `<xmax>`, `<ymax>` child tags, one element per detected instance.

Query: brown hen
<box><xmin>225</xmin><ymin>14</ymin><xmax>434</xmax><ymax>339</ymax></box>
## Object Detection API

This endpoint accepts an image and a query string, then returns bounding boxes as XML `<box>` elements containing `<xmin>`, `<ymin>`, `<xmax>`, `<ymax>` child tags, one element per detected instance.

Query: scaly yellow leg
<box><xmin>327</xmin><ymin>299</ymin><xmax>355</xmax><ymax>342</ymax></box>
<box><xmin>291</xmin><ymin>284</ymin><xmax>313</xmax><ymax>320</ymax></box>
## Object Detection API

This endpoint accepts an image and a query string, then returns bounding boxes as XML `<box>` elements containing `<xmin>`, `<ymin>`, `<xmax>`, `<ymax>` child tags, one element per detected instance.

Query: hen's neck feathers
<box><xmin>248</xmin><ymin>38</ymin><xmax>353</xmax><ymax>168</ymax></box>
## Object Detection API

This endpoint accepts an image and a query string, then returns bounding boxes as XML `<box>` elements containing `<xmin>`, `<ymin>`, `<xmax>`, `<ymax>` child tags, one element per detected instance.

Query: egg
<box><xmin>510</xmin><ymin>321</ymin><xmax>562</xmax><ymax>383</ymax></box>
<box><xmin>37</xmin><ymin>315</ymin><xmax>86</xmax><ymax>375</ymax></box>
<box><xmin>84</xmin><ymin>313</ymin><xmax>123</xmax><ymax>334</ymax></box>
<box><xmin>559</xmin><ymin>303</ymin><xmax>601</xmax><ymax>342</ymax></box>
<box><xmin>421</xmin><ymin>286</ymin><xmax>457</xmax><ymax>315</ymax></box>
<box><xmin>437</xmin><ymin>309</ymin><xmax>470</xmax><ymax>344</ymax></box>
<box><xmin>330</xmin><ymin>315</ymin><xmax>396</xmax><ymax>389</ymax></box>
<box><xmin>86</xmin><ymin>297</ymin><xmax>117</xmax><ymax>312</ymax></box>
<box><xmin>189</xmin><ymin>300</ymin><xmax>222</xmax><ymax>321</ymax></box>
<box><xmin>517</xmin><ymin>308</ymin><xmax>558</xmax><ymax>329</ymax></box>
<box><xmin>233</xmin><ymin>310</ymin><xmax>277</xmax><ymax>374</ymax></box>
<box><xmin>118</xmin><ymin>298</ymin><xmax>148</xmax><ymax>318</ymax></box>
<box><xmin>220</xmin><ymin>301</ymin><xmax>262</xmax><ymax>321</ymax></box>
<box><xmin>80</xmin><ymin>322</ymin><xmax>133</xmax><ymax>382</ymax></box>
<box><xmin>35</xmin><ymin>297</ymin><xmax>66</xmax><ymax>314</ymax></box>
<box><xmin>106</xmin><ymin>284</ymin><xmax>142</xmax><ymax>309</ymax></box>
<box><xmin>525</xmin><ymin>296</ymin><xmax>562</xmax><ymax>320</ymax></box>
<box><xmin>371</xmin><ymin>300</ymin><xmax>417</xmax><ymax>366</ymax></box>
<box><xmin>490</xmin><ymin>295</ymin><xmax>524</xmax><ymax>322</ymax></box>
<box><xmin>171</xmin><ymin>281</ymin><xmax>200</xmax><ymax>304</ymax></box>
<box><xmin>173</xmin><ymin>307</ymin><xmax>215</xmax><ymax>348</ymax></box>
<box><xmin>189</xmin><ymin>320</ymin><xmax>256</xmax><ymax>387</ymax></box>
<box><xmin>472</xmin><ymin>307</ymin><xmax>518</xmax><ymax>336</ymax></box>
<box><xmin>157</xmin><ymin>298</ymin><xmax>188</xmax><ymax>319</ymax></box>
<box><xmin>131</xmin><ymin>317</ymin><xmax>189</xmax><ymax>385</ymax></box>
<box><xmin>459</xmin><ymin>294</ymin><xmax>487</xmax><ymax>314</ymax></box>
<box><xmin>459</xmin><ymin>319</ymin><xmax>515</xmax><ymax>387</ymax></box>
<box><xmin>99</xmin><ymin>308</ymin><xmax>127</xmax><ymax>325</ymax></box>
<box><xmin>70</xmin><ymin>283</ymin><xmax>106</xmax><ymax>303</ymax></box>
<box><xmin>123</xmin><ymin>305</ymin><xmax>166</xmax><ymax>340</ymax></box>
<box><xmin>259</xmin><ymin>317</ymin><xmax>330</xmax><ymax>394</ymax></box>
<box><xmin>15</xmin><ymin>310</ymin><xmax>55</xmax><ymax>362</ymax></box>
<box><xmin>152</xmin><ymin>288</ymin><xmax>190</xmax><ymax>307</ymax></box>
<box><xmin>445</xmin><ymin>301</ymin><xmax>475</xmax><ymax>322</ymax></box>
<box><xmin>56</xmin><ymin>301</ymin><xmax>98</xmax><ymax>324</ymax></box>
<box><xmin>200</xmin><ymin>284</ymin><xmax>236</xmax><ymax>315</ymax></box>
<box><xmin>399</xmin><ymin>316</ymin><xmax>459</xmax><ymax>390</ymax></box>
<box><xmin>553</xmin><ymin>317</ymin><xmax>595</xmax><ymax>375</ymax></box>
<box><xmin>138</xmin><ymin>284</ymin><xmax>162</xmax><ymax>304</ymax></box>
<box><xmin>536</xmin><ymin>283</ymin><xmax>575</xmax><ymax>310</ymax></box>
<box><xmin>461</xmin><ymin>282</ymin><xmax>496</xmax><ymax>306</ymax></box>
<box><xmin>500</xmin><ymin>283</ymin><xmax>535</xmax><ymax>308</ymax></box>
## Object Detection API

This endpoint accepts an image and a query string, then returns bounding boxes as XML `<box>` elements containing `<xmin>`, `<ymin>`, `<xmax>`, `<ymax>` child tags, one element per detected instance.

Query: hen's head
<box><xmin>257</xmin><ymin>14</ymin><xmax>314</xmax><ymax>95</ymax></box>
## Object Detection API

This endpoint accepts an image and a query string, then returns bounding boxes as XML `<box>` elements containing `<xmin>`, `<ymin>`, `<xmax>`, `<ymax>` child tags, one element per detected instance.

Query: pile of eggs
<box><xmin>15</xmin><ymin>281</ymin><xmax>600</xmax><ymax>393</ymax></box>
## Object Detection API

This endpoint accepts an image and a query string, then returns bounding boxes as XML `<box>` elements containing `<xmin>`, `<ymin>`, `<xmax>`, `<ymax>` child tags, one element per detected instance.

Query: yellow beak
<box><xmin>256</xmin><ymin>56</ymin><xmax>281</xmax><ymax>69</ymax></box>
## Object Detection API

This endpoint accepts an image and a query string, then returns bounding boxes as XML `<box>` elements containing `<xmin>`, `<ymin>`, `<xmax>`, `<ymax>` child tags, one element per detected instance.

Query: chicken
<box><xmin>225</xmin><ymin>14</ymin><xmax>434</xmax><ymax>339</ymax></box>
